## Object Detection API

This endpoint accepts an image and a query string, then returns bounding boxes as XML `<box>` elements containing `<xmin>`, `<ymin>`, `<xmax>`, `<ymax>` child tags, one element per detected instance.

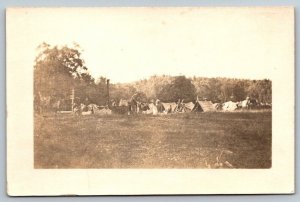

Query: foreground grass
<box><xmin>34</xmin><ymin>112</ymin><xmax>271</xmax><ymax>168</ymax></box>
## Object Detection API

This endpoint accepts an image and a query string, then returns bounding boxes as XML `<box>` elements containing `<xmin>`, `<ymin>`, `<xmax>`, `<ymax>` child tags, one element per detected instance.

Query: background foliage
<box><xmin>34</xmin><ymin>43</ymin><xmax>272</xmax><ymax>110</ymax></box>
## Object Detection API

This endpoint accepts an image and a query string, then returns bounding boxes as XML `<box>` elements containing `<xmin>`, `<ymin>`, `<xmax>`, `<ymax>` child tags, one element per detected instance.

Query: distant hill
<box><xmin>109</xmin><ymin>75</ymin><xmax>271</xmax><ymax>104</ymax></box>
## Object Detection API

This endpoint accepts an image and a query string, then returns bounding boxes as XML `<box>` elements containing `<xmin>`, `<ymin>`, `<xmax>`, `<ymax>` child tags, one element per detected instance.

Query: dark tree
<box><xmin>157</xmin><ymin>76</ymin><xmax>196</xmax><ymax>102</ymax></box>
<box><xmin>34</xmin><ymin>43</ymin><xmax>94</xmax><ymax>111</ymax></box>
<box><xmin>246</xmin><ymin>79</ymin><xmax>272</xmax><ymax>103</ymax></box>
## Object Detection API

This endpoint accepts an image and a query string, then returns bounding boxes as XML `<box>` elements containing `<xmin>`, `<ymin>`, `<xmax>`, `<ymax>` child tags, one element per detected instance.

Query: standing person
<box><xmin>167</xmin><ymin>105</ymin><xmax>172</xmax><ymax>114</ymax></box>
<box><xmin>180</xmin><ymin>99</ymin><xmax>185</xmax><ymax>112</ymax></box>
<box><xmin>156</xmin><ymin>99</ymin><xmax>163</xmax><ymax>113</ymax></box>
<box><xmin>152</xmin><ymin>100</ymin><xmax>158</xmax><ymax>115</ymax></box>
<box><xmin>136</xmin><ymin>101</ymin><xmax>141</xmax><ymax>113</ymax></box>
<box><xmin>73</xmin><ymin>102</ymin><xmax>81</xmax><ymax>115</ymax></box>
<box><xmin>176</xmin><ymin>99</ymin><xmax>184</xmax><ymax>112</ymax></box>
<box><xmin>155</xmin><ymin>99</ymin><xmax>160</xmax><ymax>106</ymax></box>
<box><xmin>84</xmin><ymin>97</ymin><xmax>89</xmax><ymax>106</ymax></box>
<box><xmin>128</xmin><ymin>93</ymin><xmax>138</xmax><ymax>115</ymax></box>
<box><xmin>111</xmin><ymin>99</ymin><xmax>117</xmax><ymax>107</ymax></box>
<box><xmin>174</xmin><ymin>99</ymin><xmax>181</xmax><ymax>112</ymax></box>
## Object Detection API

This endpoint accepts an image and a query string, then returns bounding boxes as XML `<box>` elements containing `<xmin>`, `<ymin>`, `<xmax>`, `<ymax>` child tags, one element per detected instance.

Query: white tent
<box><xmin>119</xmin><ymin>99</ymin><xmax>128</xmax><ymax>106</ymax></box>
<box><xmin>222</xmin><ymin>101</ymin><xmax>238</xmax><ymax>111</ymax></box>
<box><xmin>143</xmin><ymin>103</ymin><xmax>158</xmax><ymax>115</ymax></box>
<box><xmin>241</xmin><ymin>99</ymin><xmax>250</xmax><ymax>108</ymax></box>
<box><xmin>85</xmin><ymin>104</ymin><xmax>112</xmax><ymax>115</ymax></box>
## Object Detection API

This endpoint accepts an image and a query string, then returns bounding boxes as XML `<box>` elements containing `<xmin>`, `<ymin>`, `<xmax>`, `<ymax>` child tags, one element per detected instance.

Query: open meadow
<box><xmin>34</xmin><ymin>111</ymin><xmax>271</xmax><ymax>169</ymax></box>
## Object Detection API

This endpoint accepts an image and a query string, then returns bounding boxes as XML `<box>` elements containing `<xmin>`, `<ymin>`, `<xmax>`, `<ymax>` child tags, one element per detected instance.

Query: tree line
<box><xmin>34</xmin><ymin>44</ymin><xmax>271</xmax><ymax>111</ymax></box>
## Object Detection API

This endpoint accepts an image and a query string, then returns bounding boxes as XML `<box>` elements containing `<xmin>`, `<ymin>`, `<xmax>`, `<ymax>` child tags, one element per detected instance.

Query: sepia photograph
<box><xmin>34</xmin><ymin>45</ymin><xmax>272</xmax><ymax>169</ymax></box>
<box><xmin>32</xmin><ymin>8</ymin><xmax>273</xmax><ymax>169</ymax></box>
<box><xmin>6</xmin><ymin>7</ymin><xmax>294</xmax><ymax>195</ymax></box>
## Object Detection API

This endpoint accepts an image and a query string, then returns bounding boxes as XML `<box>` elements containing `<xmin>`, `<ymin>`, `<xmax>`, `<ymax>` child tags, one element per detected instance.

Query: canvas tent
<box><xmin>161</xmin><ymin>102</ymin><xmax>178</xmax><ymax>113</ymax></box>
<box><xmin>241</xmin><ymin>99</ymin><xmax>249</xmax><ymax>108</ymax></box>
<box><xmin>161</xmin><ymin>102</ymin><xmax>195</xmax><ymax>113</ymax></box>
<box><xmin>222</xmin><ymin>101</ymin><xmax>238</xmax><ymax>111</ymax></box>
<box><xmin>143</xmin><ymin>103</ymin><xmax>158</xmax><ymax>115</ymax></box>
<box><xmin>184</xmin><ymin>102</ymin><xmax>195</xmax><ymax>111</ymax></box>
<box><xmin>192</xmin><ymin>100</ymin><xmax>216</xmax><ymax>112</ymax></box>
<box><xmin>176</xmin><ymin>102</ymin><xmax>195</xmax><ymax>112</ymax></box>
<box><xmin>86</xmin><ymin>104</ymin><xmax>112</xmax><ymax>115</ymax></box>
<box><xmin>119</xmin><ymin>99</ymin><xmax>128</xmax><ymax>106</ymax></box>
<box><xmin>97</xmin><ymin>108</ymin><xmax>112</xmax><ymax>115</ymax></box>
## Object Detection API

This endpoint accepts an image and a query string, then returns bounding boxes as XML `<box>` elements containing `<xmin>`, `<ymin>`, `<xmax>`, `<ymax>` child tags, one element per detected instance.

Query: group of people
<box><xmin>126</xmin><ymin>93</ymin><xmax>191</xmax><ymax>115</ymax></box>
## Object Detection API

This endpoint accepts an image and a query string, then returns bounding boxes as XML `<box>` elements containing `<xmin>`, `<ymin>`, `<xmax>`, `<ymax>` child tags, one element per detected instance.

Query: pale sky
<box><xmin>7</xmin><ymin>7</ymin><xmax>294</xmax><ymax>83</ymax></box>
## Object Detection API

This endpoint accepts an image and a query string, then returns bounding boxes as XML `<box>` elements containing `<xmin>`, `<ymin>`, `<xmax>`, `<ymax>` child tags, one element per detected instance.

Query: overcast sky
<box><xmin>8</xmin><ymin>7</ymin><xmax>293</xmax><ymax>83</ymax></box>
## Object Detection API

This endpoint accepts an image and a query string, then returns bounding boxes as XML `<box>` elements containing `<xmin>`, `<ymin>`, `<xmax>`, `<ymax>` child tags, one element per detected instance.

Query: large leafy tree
<box><xmin>34</xmin><ymin>43</ymin><xmax>95</xmax><ymax>110</ymax></box>
<box><xmin>157</xmin><ymin>76</ymin><xmax>196</xmax><ymax>102</ymax></box>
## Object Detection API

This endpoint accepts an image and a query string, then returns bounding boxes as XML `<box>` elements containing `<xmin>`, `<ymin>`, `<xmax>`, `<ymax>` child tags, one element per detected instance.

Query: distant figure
<box><xmin>180</xmin><ymin>99</ymin><xmax>185</xmax><ymax>112</ymax></box>
<box><xmin>152</xmin><ymin>104</ymin><xmax>158</xmax><ymax>115</ymax></box>
<box><xmin>155</xmin><ymin>99</ymin><xmax>160</xmax><ymax>106</ymax></box>
<box><xmin>111</xmin><ymin>99</ymin><xmax>117</xmax><ymax>107</ymax></box>
<box><xmin>90</xmin><ymin>105</ymin><xmax>95</xmax><ymax>114</ymax></box>
<box><xmin>83</xmin><ymin>97</ymin><xmax>89</xmax><ymax>106</ymax></box>
<box><xmin>128</xmin><ymin>93</ymin><xmax>138</xmax><ymax>115</ymax></box>
<box><xmin>156</xmin><ymin>99</ymin><xmax>164</xmax><ymax>113</ymax></box>
<box><xmin>73</xmin><ymin>102</ymin><xmax>81</xmax><ymax>115</ymax></box>
<box><xmin>174</xmin><ymin>99</ymin><xmax>181</xmax><ymax>112</ymax></box>
<box><xmin>181</xmin><ymin>103</ymin><xmax>186</xmax><ymax>112</ymax></box>
<box><xmin>248</xmin><ymin>98</ymin><xmax>258</xmax><ymax>109</ymax></box>
<box><xmin>136</xmin><ymin>101</ymin><xmax>141</xmax><ymax>113</ymax></box>
<box><xmin>167</xmin><ymin>105</ymin><xmax>172</xmax><ymax>113</ymax></box>
<box><xmin>81</xmin><ymin>103</ymin><xmax>87</xmax><ymax>112</ymax></box>
<box><xmin>176</xmin><ymin>99</ymin><xmax>185</xmax><ymax>112</ymax></box>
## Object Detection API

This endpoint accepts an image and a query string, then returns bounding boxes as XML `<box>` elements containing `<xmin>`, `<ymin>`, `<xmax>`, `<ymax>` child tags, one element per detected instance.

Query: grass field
<box><xmin>34</xmin><ymin>111</ymin><xmax>271</xmax><ymax>169</ymax></box>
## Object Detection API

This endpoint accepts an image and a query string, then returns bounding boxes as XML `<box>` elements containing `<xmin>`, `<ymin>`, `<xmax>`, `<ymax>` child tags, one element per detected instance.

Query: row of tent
<box><xmin>71</xmin><ymin>98</ymin><xmax>270</xmax><ymax>115</ymax></box>
<box><xmin>118</xmin><ymin>99</ymin><xmax>222</xmax><ymax>113</ymax></box>
<box><xmin>118</xmin><ymin>98</ymin><xmax>270</xmax><ymax>114</ymax></box>
<box><xmin>76</xmin><ymin>99</ymin><xmax>218</xmax><ymax>115</ymax></box>
<box><xmin>161</xmin><ymin>100</ymin><xmax>220</xmax><ymax>113</ymax></box>
<box><xmin>159</xmin><ymin>100</ymin><xmax>217</xmax><ymax>113</ymax></box>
